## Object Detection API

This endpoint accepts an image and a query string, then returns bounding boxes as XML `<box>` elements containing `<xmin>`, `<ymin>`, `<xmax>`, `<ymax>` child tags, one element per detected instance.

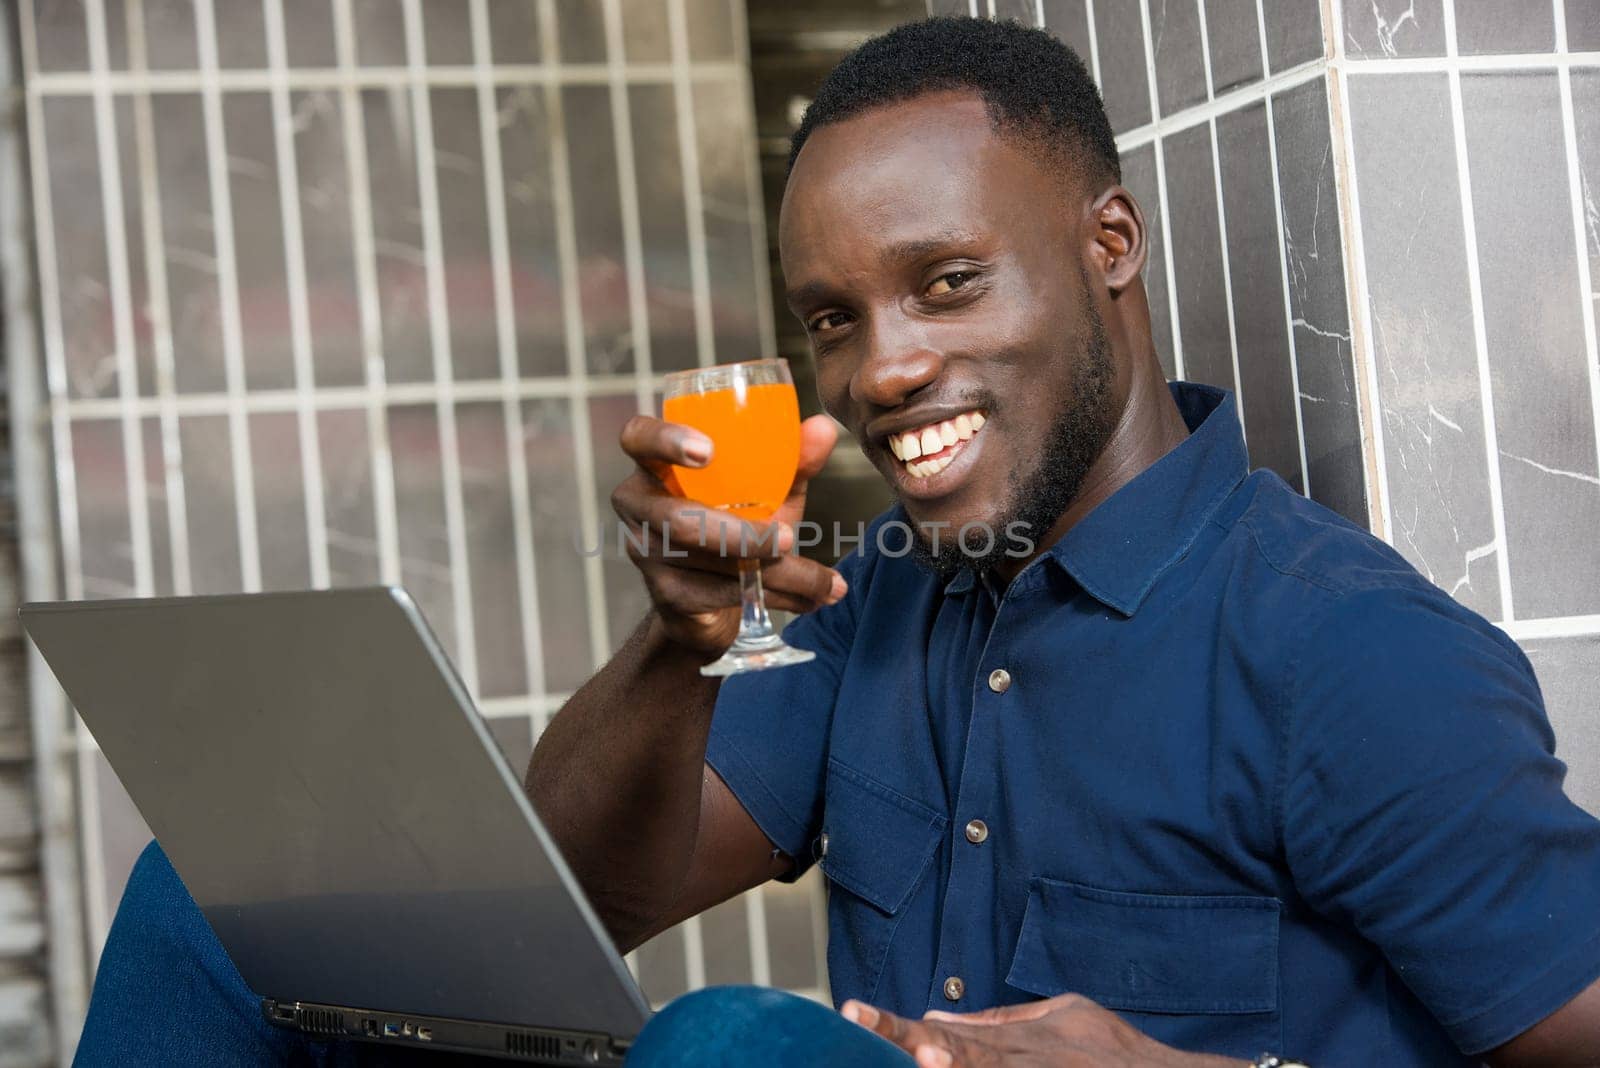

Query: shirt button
<box><xmin>987</xmin><ymin>668</ymin><xmax>1011</xmax><ymax>693</ymax></box>
<box><xmin>818</xmin><ymin>832</ymin><xmax>829</xmax><ymax>857</ymax></box>
<box><xmin>943</xmin><ymin>976</ymin><xmax>965</xmax><ymax>1001</ymax></box>
<box><xmin>964</xmin><ymin>819</ymin><xmax>989</xmax><ymax>845</ymax></box>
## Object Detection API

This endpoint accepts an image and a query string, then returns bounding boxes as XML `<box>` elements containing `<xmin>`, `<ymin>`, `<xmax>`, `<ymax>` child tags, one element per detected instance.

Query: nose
<box><xmin>850</xmin><ymin>312</ymin><xmax>944</xmax><ymax>409</ymax></box>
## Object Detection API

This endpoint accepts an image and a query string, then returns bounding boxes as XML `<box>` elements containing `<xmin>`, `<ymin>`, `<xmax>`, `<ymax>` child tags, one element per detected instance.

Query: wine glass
<box><xmin>662</xmin><ymin>358</ymin><xmax>815</xmax><ymax>677</ymax></box>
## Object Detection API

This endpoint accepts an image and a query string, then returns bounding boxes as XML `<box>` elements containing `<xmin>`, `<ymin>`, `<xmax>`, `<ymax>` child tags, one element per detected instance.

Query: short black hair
<box><xmin>787</xmin><ymin>16</ymin><xmax>1119</xmax><ymax>187</ymax></box>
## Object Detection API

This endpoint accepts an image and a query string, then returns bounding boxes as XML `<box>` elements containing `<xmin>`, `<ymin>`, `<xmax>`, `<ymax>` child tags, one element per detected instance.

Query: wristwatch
<box><xmin>1251</xmin><ymin>1055</ymin><xmax>1311</xmax><ymax>1068</ymax></box>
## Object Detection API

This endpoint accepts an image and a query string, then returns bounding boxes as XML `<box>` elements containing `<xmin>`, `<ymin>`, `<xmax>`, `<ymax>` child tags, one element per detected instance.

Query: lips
<box><xmin>885</xmin><ymin>410</ymin><xmax>986</xmax><ymax>479</ymax></box>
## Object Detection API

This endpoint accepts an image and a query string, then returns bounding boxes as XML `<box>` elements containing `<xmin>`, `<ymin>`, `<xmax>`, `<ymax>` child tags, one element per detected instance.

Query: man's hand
<box><xmin>840</xmin><ymin>995</ymin><xmax>1246</xmax><ymax>1068</ymax></box>
<box><xmin>612</xmin><ymin>412</ymin><xmax>844</xmax><ymax>656</ymax></box>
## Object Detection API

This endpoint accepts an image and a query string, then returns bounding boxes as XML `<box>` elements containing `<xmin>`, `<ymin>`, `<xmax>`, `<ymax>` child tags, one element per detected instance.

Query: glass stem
<box><xmin>734</xmin><ymin>558</ymin><xmax>779</xmax><ymax>647</ymax></box>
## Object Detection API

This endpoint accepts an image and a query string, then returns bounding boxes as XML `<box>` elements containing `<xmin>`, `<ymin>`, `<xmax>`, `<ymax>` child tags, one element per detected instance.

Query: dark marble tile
<box><xmin>430</xmin><ymin>87</ymin><xmax>501</xmax><ymax>381</ymax></box>
<box><xmin>686</xmin><ymin>0</ymin><xmax>739</xmax><ymax>61</ymax></box>
<box><xmin>112</xmin><ymin>97</ymin><xmax>157</xmax><ymax>397</ymax></box>
<box><xmin>352</xmin><ymin>0</ymin><xmax>407</xmax><ymax>66</ymax></box>
<box><xmin>701</xmin><ymin>895</ymin><xmax>754</xmax><ymax>987</ymax></box>
<box><xmin>151</xmin><ymin>94</ymin><xmax>228</xmax><ymax>396</ymax></box>
<box><xmin>1040</xmin><ymin>0</ymin><xmax>1094</xmax><ymax>69</ymax></box>
<box><xmin>1118</xmin><ymin>142</ymin><xmax>1176</xmax><ymax>379</ymax></box>
<box><xmin>216</xmin><ymin>0</ymin><xmax>268</xmax><ymax>68</ymax></box>
<box><xmin>1264</xmin><ymin>0</ymin><xmax>1325</xmax><ymax>72</ymax></box>
<box><xmin>387</xmin><ymin>403</ymin><xmax>462</xmax><ymax>667</ymax></box>
<box><xmin>1270</xmin><ymin>77</ymin><xmax>1366</xmax><ymax>527</ymax></box>
<box><xmin>1342</xmin><ymin>0</ymin><xmax>1446</xmax><ymax>58</ymax></box>
<box><xmin>317</xmin><ymin>408</ymin><xmax>382</xmax><ymax>587</ymax></box>
<box><xmin>1462</xmin><ymin>71</ymin><xmax>1600</xmax><ymax>619</ymax></box>
<box><xmin>1204</xmin><ymin>0</ymin><xmax>1263</xmax><ymax>95</ymax></box>
<box><xmin>1347</xmin><ymin>72</ymin><xmax>1500</xmax><ymax>616</ymax></box>
<box><xmin>1454</xmin><ymin>0</ymin><xmax>1555</xmax><ymax>55</ymax></box>
<box><xmin>629</xmin><ymin>85</ymin><xmax>699</xmax><ymax>373</ymax></box>
<box><xmin>1218</xmin><ymin>101</ymin><xmax>1302</xmax><ymax>492</ymax></box>
<box><xmin>70</xmin><ymin>419</ymin><xmax>139</xmax><ymax>598</ymax></box>
<box><xmin>1568</xmin><ymin>1</ymin><xmax>1600</xmax><ymax>50</ymax></box>
<box><xmin>280</xmin><ymin>0</ymin><xmax>337</xmax><ymax>67</ymax></box>
<box><xmin>485</xmin><ymin>714</ymin><xmax>535</xmax><ymax>779</ymax></box>
<box><xmin>1576</xmin><ymin>71</ymin><xmax>1600</xmax><ymax>363</ymax></box>
<box><xmin>521</xmin><ymin>399</ymin><xmax>597</xmax><ymax>693</ymax></box>
<box><xmin>495</xmin><ymin>88</ymin><xmax>568</xmax><ymax>379</ymax></box>
<box><xmin>590</xmin><ymin>394</ymin><xmax>652</xmax><ymax>657</ymax></box>
<box><xmin>457</xmin><ymin>403</ymin><xmax>530</xmax><ymax>700</ymax></box>
<box><xmin>557</xmin><ymin>0</ymin><xmax>608</xmax><ymax>63</ymax></box>
<box><xmin>291</xmin><ymin>91</ymin><xmax>364</xmax><ymax>388</ymax></box>
<box><xmin>1162</xmin><ymin>123</ymin><xmax>1236</xmax><ymax>393</ymax></box>
<box><xmin>362</xmin><ymin>88</ymin><xmax>431</xmax><ymax>386</ymax></box>
<box><xmin>1093</xmin><ymin>0</ymin><xmax>1152</xmax><ymax>133</ymax></box>
<box><xmin>178</xmin><ymin>415</ymin><xmax>243</xmax><ymax>594</ymax></box>
<box><xmin>223</xmin><ymin>93</ymin><xmax>296</xmax><ymax>392</ymax></box>
<box><xmin>1151</xmin><ymin>0</ymin><xmax>1208</xmax><ymax>116</ymax></box>
<box><xmin>140</xmin><ymin>0</ymin><xmax>199</xmax><ymax>70</ymax></box>
<box><xmin>139</xmin><ymin>419</ymin><xmax>174</xmax><ymax>596</ymax></box>
<box><xmin>992</xmin><ymin>0</ymin><xmax>1041</xmax><ymax>26</ymax></box>
<box><xmin>249</xmin><ymin>413</ymin><xmax>314</xmax><ymax>593</ymax></box>
<box><xmin>30</xmin><ymin>0</ymin><xmax>90</xmax><ymax>70</ymax></box>
<box><xmin>488</xmin><ymin>0</ymin><xmax>542</xmax><ymax>65</ymax></box>
<box><xmin>624</xmin><ymin>0</ymin><xmax>672</xmax><ymax>63</ymax></box>
<box><xmin>1520</xmin><ymin>635</ymin><xmax>1600</xmax><ymax>817</ymax></box>
<box><xmin>563</xmin><ymin>86</ymin><xmax>633</xmax><ymax>375</ymax></box>
<box><xmin>692</xmin><ymin>78</ymin><xmax>766</xmax><ymax>364</ymax></box>
<box><xmin>421</xmin><ymin>1</ymin><xmax>474</xmax><ymax>64</ymax></box>
<box><xmin>43</xmin><ymin>97</ymin><xmax>117</xmax><ymax>401</ymax></box>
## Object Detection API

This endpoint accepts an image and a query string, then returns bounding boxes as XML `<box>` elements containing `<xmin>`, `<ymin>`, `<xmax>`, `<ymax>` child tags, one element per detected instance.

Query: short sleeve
<box><xmin>705</xmin><ymin>541</ymin><xmax>872</xmax><ymax>882</ymax></box>
<box><xmin>1284</xmin><ymin>586</ymin><xmax>1600</xmax><ymax>1054</ymax></box>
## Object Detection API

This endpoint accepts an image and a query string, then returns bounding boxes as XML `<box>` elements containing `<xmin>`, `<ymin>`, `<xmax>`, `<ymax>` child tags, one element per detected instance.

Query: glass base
<box><xmin>699</xmin><ymin>636</ymin><xmax>816</xmax><ymax>677</ymax></box>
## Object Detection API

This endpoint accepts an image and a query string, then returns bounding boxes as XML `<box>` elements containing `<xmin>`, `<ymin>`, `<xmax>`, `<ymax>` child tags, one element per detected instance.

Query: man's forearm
<box><xmin>525</xmin><ymin>611</ymin><xmax>720</xmax><ymax>947</ymax></box>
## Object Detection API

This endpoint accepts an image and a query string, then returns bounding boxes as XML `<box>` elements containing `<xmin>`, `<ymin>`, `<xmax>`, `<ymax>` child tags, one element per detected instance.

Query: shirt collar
<box><xmin>944</xmin><ymin>382</ymin><xmax>1247</xmax><ymax>614</ymax></box>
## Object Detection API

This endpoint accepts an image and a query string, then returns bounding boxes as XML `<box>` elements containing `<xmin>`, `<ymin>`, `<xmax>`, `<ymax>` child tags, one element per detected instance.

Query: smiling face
<box><xmin>780</xmin><ymin>90</ymin><xmax>1131</xmax><ymax>576</ymax></box>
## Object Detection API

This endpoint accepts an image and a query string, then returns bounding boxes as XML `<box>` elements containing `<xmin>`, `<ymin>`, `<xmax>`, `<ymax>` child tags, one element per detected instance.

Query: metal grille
<box><xmin>14</xmin><ymin>0</ymin><xmax>828</xmax><ymax>1049</ymax></box>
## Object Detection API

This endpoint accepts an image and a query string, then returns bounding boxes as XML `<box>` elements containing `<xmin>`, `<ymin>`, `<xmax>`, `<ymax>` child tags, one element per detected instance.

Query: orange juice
<box><xmin>664</xmin><ymin>381</ymin><xmax>800</xmax><ymax>521</ymax></box>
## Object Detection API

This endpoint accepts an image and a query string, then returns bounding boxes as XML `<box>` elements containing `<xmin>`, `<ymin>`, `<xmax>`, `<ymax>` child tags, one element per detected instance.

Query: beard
<box><xmin>907</xmin><ymin>299</ymin><xmax>1119</xmax><ymax>583</ymax></box>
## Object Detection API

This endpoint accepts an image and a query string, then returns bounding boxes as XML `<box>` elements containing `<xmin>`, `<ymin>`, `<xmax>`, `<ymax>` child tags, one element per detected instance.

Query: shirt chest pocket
<box><xmin>819</xmin><ymin>759</ymin><xmax>946</xmax><ymax>1005</ymax></box>
<box><xmin>1005</xmin><ymin>879</ymin><xmax>1283</xmax><ymax>1058</ymax></box>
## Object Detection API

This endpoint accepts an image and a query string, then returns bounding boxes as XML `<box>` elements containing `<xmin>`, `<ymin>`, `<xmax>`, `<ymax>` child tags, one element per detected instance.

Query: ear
<box><xmin>1086</xmin><ymin>185</ymin><xmax>1148</xmax><ymax>294</ymax></box>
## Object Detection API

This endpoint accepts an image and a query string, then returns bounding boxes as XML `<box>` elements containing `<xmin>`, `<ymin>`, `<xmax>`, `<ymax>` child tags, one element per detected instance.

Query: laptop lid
<box><xmin>21</xmin><ymin>587</ymin><xmax>651</xmax><ymax>1039</ymax></box>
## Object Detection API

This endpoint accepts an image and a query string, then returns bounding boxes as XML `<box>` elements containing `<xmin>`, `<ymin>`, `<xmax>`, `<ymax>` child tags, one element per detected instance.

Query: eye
<box><xmin>807</xmin><ymin>310</ymin><xmax>851</xmax><ymax>333</ymax></box>
<box><xmin>926</xmin><ymin>271</ymin><xmax>975</xmax><ymax>297</ymax></box>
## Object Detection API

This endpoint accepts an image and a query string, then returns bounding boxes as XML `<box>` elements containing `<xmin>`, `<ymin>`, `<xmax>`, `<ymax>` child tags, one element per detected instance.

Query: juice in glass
<box><xmin>663</xmin><ymin>380</ymin><xmax>800</xmax><ymax>521</ymax></box>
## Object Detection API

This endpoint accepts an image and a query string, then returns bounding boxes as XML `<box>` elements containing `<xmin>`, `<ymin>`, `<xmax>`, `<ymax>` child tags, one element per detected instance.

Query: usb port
<box><xmin>416</xmin><ymin>1027</ymin><xmax>433</xmax><ymax>1042</ymax></box>
<box><xmin>382</xmin><ymin>1022</ymin><xmax>401</xmax><ymax>1037</ymax></box>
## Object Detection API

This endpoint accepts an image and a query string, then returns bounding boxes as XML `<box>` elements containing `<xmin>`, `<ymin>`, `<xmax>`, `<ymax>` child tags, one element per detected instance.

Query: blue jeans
<box><xmin>76</xmin><ymin>842</ymin><xmax>913</xmax><ymax>1067</ymax></box>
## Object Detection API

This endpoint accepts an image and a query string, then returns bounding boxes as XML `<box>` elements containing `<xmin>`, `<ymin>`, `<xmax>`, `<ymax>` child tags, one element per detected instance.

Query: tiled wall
<box><xmin>939</xmin><ymin>1</ymin><xmax>1599</xmax><ymax>812</ymax></box>
<box><xmin>12</xmin><ymin>0</ymin><xmax>825</xmax><ymax>1056</ymax></box>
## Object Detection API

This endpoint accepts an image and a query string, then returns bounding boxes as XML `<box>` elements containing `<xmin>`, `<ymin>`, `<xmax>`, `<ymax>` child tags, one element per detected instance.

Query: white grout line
<box><xmin>1263</xmin><ymin>90</ymin><xmax>1313</xmax><ymax>496</ymax></box>
<box><xmin>8</xmin><ymin>4</ymin><xmax>92</xmax><ymax>1049</ymax></box>
<box><xmin>599</xmin><ymin>0</ymin><xmax>656</xmax><ymax>415</ymax></box>
<box><xmin>682</xmin><ymin>913</ymin><xmax>707</xmax><ymax>992</ymax></box>
<box><xmin>125</xmin><ymin>0</ymin><xmax>191</xmax><ymax>596</ymax></box>
<box><xmin>56</xmin><ymin>373</ymin><xmax>665</xmax><ymax>419</ymax></box>
<box><xmin>1085</xmin><ymin>0</ymin><xmax>1104</xmax><ymax>88</ymax></box>
<box><xmin>1327</xmin><ymin>0</ymin><xmax>1393</xmax><ymax>540</ymax></box>
<box><xmin>538</xmin><ymin>0</ymin><xmax>611</xmax><ymax>668</ymax></box>
<box><xmin>1500</xmin><ymin>614</ymin><xmax>1600</xmax><ymax>641</ymax></box>
<box><xmin>195</xmin><ymin>0</ymin><xmax>262</xmax><ymax>593</ymax></box>
<box><xmin>85</xmin><ymin>0</ymin><xmax>154</xmax><ymax>597</ymax></box>
<box><xmin>1034</xmin><ymin>0</ymin><xmax>1046</xmax><ymax>29</ymax></box>
<box><xmin>1137</xmin><ymin>0</ymin><xmax>1187</xmax><ymax>380</ymax></box>
<box><xmin>75</xmin><ymin>734</ymin><xmax>110</xmax><ymax>966</ymax></box>
<box><xmin>1342</xmin><ymin>50</ymin><xmax>1600</xmax><ymax>73</ymax></box>
<box><xmin>667</xmin><ymin>0</ymin><xmax>717</xmax><ymax>368</ymax></box>
<box><xmin>808</xmin><ymin>869</ymin><xmax>830</xmax><ymax>1001</ymax></box>
<box><xmin>732</xmin><ymin>0</ymin><xmax>777</xmax><ymax>362</ymax></box>
<box><xmin>1208</xmin><ymin>118</ymin><xmax>1248</xmax><ymax>433</ymax></box>
<box><xmin>1442</xmin><ymin>0</ymin><xmax>1516</xmax><ymax>623</ymax></box>
<box><xmin>1553</xmin><ymin>1</ymin><xmax>1600</xmax><ymax>514</ymax></box>
<box><xmin>264</xmin><ymin>0</ymin><xmax>330</xmax><ymax>588</ymax></box>
<box><xmin>24</xmin><ymin>62</ymin><xmax>752</xmax><ymax>96</ymax></box>
<box><xmin>1196</xmin><ymin>0</ymin><xmax>1216</xmax><ymax>103</ymax></box>
<box><xmin>403</xmin><ymin>0</ymin><xmax>479</xmax><ymax>694</ymax></box>
<box><xmin>1116</xmin><ymin>59</ymin><xmax>1326</xmax><ymax>152</ymax></box>
<box><xmin>471</xmin><ymin>0</ymin><xmax>547</xmax><ymax>701</ymax></box>
<box><xmin>331</xmin><ymin>0</ymin><xmax>402</xmax><ymax>588</ymax></box>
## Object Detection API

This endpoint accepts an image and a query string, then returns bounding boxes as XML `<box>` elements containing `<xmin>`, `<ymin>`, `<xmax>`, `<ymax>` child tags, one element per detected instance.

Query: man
<box><xmin>531</xmin><ymin>15</ymin><xmax>1600</xmax><ymax>1068</ymax></box>
<box><xmin>76</xmin><ymin>15</ymin><xmax>1598</xmax><ymax>1068</ymax></box>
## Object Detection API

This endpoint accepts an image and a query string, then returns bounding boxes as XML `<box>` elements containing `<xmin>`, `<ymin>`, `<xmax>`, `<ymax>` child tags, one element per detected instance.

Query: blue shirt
<box><xmin>705</xmin><ymin>382</ymin><xmax>1600</xmax><ymax>1065</ymax></box>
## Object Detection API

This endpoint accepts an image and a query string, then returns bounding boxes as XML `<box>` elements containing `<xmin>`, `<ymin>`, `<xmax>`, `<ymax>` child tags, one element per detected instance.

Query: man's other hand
<box><xmin>612</xmin><ymin>411</ymin><xmax>844</xmax><ymax>656</ymax></box>
<box><xmin>840</xmin><ymin>995</ymin><xmax>1246</xmax><ymax>1068</ymax></box>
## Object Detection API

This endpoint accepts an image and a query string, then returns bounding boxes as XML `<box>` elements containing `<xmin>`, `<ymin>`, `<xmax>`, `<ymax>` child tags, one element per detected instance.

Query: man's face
<box><xmin>780</xmin><ymin>90</ymin><xmax>1122</xmax><ymax>573</ymax></box>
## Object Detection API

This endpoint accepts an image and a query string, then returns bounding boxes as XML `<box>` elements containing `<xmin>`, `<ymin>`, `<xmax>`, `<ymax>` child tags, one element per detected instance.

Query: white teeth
<box><xmin>920</xmin><ymin>427</ymin><xmax>942</xmax><ymax>456</ymax></box>
<box><xmin>939</xmin><ymin>421</ymin><xmax>958</xmax><ymax>447</ymax></box>
<box><xmin>888</xmin><ymin>410</ymin><xmax>986</xmax><ymax>475</ymax></box>
<box><xmin>906</xmin><ymin>453</ymin><xmax>954</xmax><ymax>479</ymax></box>
<box><xmin>900</xmin><ymin>431</ymin><xmax>922</xmax><ymax>460</ymax></box>
<box><xmin>955</xmin><ymin>413</ymin><xmax>973</xmax><ymax>439</ymax></box>
<box><xmin>970</xmin><ymin>412</ymin><xmax>986</xmax><ymax>430</ymax></box>
<box><xmin>888</xmin><ymin>435</ymin><xmax>904</xmax><ymax>460</ymax></box>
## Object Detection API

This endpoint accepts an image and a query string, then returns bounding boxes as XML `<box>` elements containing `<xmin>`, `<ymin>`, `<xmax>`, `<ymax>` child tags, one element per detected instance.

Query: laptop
<box><xmin>21</xmin><ymin>587</ymin><xmax>652</xmax><ymax>1064</ymax></box>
